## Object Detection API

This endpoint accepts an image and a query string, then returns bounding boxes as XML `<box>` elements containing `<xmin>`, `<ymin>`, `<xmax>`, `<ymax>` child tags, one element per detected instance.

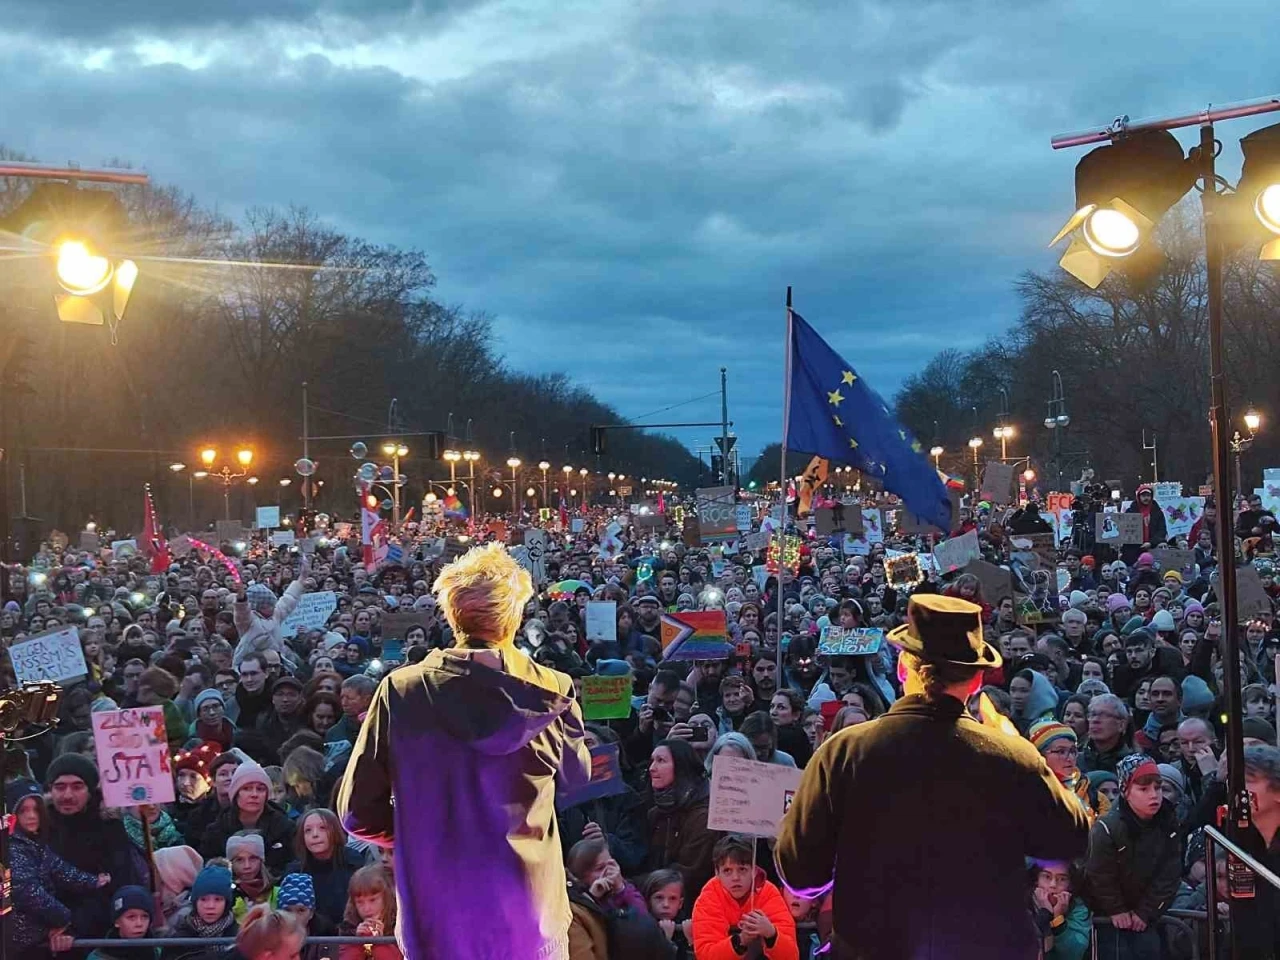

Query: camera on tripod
<box><xmin>0</xmin><ymin>681</ymin><xmax>61</xmax><ymax>734</ymax></box>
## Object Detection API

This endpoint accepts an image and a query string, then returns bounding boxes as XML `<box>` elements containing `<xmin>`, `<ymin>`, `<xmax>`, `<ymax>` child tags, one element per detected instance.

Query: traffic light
<box><xmin>0</xmin><ymin>182</ymin><xmax>138</xmax><ymax>327</ymax></box>
<box><xmin>590</xmin><ymin>426</ymin><xmax>606</xmax><ymax>456</ymax></box>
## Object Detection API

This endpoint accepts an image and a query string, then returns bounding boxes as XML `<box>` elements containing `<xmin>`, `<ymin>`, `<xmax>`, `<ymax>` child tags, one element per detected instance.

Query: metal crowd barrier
<box><xmin>1203</xmin><ymin>823</ymin><xmax>1280</xmax><ymax>960</ymax></box>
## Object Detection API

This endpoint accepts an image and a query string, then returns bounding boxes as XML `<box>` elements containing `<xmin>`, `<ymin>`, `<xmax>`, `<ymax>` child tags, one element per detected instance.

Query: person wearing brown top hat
<box><xmin>774</xmin><ymin>594</ymin><xmax>1090</xmax><ymax>960</ymax></box>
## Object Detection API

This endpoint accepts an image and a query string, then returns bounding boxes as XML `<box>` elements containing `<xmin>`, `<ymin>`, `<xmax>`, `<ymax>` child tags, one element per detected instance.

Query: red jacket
<box><xmin>691</xmin><ymin>869</ymin><xmax>798</xmax><ymax>960</ymax></box>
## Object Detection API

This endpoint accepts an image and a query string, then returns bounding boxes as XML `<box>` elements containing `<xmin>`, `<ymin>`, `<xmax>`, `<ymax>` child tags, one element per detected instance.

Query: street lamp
<box><xmin>930</xmin><ymin>445</ymin><xmax>944</xmax><ymax>472</ymax></box>
<box><xmin>197</xmin><ymin>446</ymin><xmax>255</xmax><ymax>520</ymax></box>
<box><xmin>538</xmin><ymin>460</ymin><xmax>551</xmax><ymax>506</ymax></box>
<box><xmin>992</xmin><ymin>424</ymin><xmax>1016</xmax><ymax>460</ymax></box>
<box><xmin>381</xmin><ymin>440</ymin><xmax>409</xmax><ymax>532</ymax></box>
<box><xmin>507</xmin><ymin>456</ymin><xmax>522</xmax><ymax>489</ymax></box>
<box><xmin>967</xmin><ymin>436</ymin><xmax>983</xmax><ymax>492</ymax></box>
<box><xmin>1051</xmin><ymin>100</ymin><xmax>1280</xmax><ymax>882</ymax></box>
<box><xmin>1231</xmin><ymin>409</ymin><xmax>1262</xmax><ymax>497</ymax></box>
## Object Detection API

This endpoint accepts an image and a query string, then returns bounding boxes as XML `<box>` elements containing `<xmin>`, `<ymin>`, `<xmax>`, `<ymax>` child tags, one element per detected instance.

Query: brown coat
<box><xmin>567</xmin><ymin>900</ymin><xmax>608</xmax><ymax>960</ymax></box>
<box><xmin>776</xmin><ymin>694</ymin><xmax>1090</xmax><ymax>960</ymax></box>
<box><xmin>646</xmin><ymin>782</ymin><xmax>718</xmax><ymax>894</ymax></box>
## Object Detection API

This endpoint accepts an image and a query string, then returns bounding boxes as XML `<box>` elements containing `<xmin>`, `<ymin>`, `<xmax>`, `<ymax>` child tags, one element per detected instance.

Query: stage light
<box><xmin>1049</xmin><ymin>129</ymin><xmax>1194</xmax><ymax>288</ymax></box>
<box><xmin>1238</xmin><ymin>123</ymin><xmax>1280</xmax><ymax>259</ymax></box>
<box><xmin>56</xmin><ymin>240</ymin><xmax>112</xmax><ymax>295</ymax></box>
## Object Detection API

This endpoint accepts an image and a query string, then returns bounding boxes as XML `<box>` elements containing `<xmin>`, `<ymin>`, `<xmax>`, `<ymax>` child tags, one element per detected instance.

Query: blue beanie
<box><xmin>193</xmin><ymin>688</ymin><xmax>224</xmax><ymax>713</ymax></box>
<box><xmin>1181</xmin><ymin>675</ymin><xmax>1216</xmax><ymax>715</ymax></box>
<box><xmin>191</xmin><ymin>866</ymin><xmax>233</xmax><ymax>904</ymax></box>
<box><xmin>111</xmin><ymin>885</ymin><xmax>153</xmax><ymax>921</ymax></box>
<box><xmin>277</xmin><ymin>873</ymin><xmax>316</xmax><ymax>910</ymax></box>
<box><xmin>5</xmin><ymin>778</ymin><xmax>42</xmax><ymax>813</ymax></box>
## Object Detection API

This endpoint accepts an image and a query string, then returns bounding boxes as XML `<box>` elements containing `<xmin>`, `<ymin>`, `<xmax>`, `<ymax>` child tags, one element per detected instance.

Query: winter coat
<box><xmin>9</xmin><ymin>829</ymin><xmax>102</xmax><ymax>950</ymax></box>
<box><xmin>161</xmin><ymin>908</ymin><xmax>239</xmax><ymax>960</ymax></box>
<box><xmin>566</xmin><ymin>879</ymin><xmax>672</xmax><ymax>960</ymax></box>
<box><xmin>188</xmin><ymin>717</ymin><xmax>237</xmax><ymax>751</ymax></box>
<box><xmin>1082</xmin><ymin>799</ymin><xmax>1182</xmax><ymax>925</ymax></box>
<box><xmin>232</xmin><ymin>578</ymin><xmax>305</xmax><ymax>667</ymax></box>
<box><xmin>690</xmin><ymin>870</ymin><xmax>799</xmax><ymax>960</ymax></box>
<box><xmin>558</xmin><ymin>786</ymin><xmax>650</xmax><ymax>875</ymax></box>
<box><xmin>86</xmin><ymin>930</ymin><xmax>161</xmax><ymax>960</ymax></box>
<box><xmin>1034</xmin><ymin>896</ymin><xmax>1091</xmax><ymax>960</ymax></box>
<box><xmin>338</xmin><ymin>645</ymin><xmax>592</xmax><ymax>960</ymax></box>
<box><xmin>646</xmin><ymin>780</ymin><xmax>719</xmax><ymax>895</ymax></box>
<box><xmin>283</xmin><ymin>844</ymin><xmax>369</xmax><ymax>926</ymax></box>
<box><xmin>336</xmin><ymin>922</ymin><xmax>403</xmax><ymax>960</ymax></box>
<box><xmin>199</xmin><ymin>802</ymin><xmax>297</xmax><ymax>873</ymax></box>
<box><xmin>46</xmin><ymin>806</ymin><xmax>149</xmax><ymax>938</ymax></box>
<box><xmin>776</xmin><ymin>694</ymin><xmax>1090</xmax><ymax>960</ymax></box>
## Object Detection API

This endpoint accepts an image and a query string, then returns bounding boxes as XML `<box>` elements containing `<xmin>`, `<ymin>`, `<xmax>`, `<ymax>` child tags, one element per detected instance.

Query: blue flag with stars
<box><xmin>785</xmin><ymin>311</ymin><xmax>953</xmax><ymax>532</ymax></box>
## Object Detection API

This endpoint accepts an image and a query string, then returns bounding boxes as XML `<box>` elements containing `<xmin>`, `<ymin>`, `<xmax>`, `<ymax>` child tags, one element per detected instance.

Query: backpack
<box><xmin>567</xmin><ymin>884</ymin><xmax>673</xmax><ymax>960</ymax></box>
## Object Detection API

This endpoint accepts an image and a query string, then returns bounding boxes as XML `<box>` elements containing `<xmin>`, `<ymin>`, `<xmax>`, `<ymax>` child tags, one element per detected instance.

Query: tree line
<box><xmin>0</xmin><ymin>153</ymin><xmax>700</xmax><ymax>534</ymax></box>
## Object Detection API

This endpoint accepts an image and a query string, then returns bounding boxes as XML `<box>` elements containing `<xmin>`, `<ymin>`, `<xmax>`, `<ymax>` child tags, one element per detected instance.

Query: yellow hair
<box><xmin>432</xmin><ymin>542</ymin><xmax>533</xmax><ymax>648</ymax></box>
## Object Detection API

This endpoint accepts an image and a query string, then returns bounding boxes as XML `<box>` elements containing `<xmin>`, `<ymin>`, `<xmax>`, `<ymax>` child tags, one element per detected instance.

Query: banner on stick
<box><xmin>91</xmin><ymin>707</ymin><xmax>176</xmax><ymax>807</ymax></box>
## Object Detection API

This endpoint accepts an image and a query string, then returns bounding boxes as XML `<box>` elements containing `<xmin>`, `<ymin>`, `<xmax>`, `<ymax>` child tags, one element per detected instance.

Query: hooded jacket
<box><xmin>9</xmin><ymin>828</ymin><xmax>102</xmax><ymax>949</ymax></box>
<box><xmin>1083</xmin><ymin>798</ymin><xmax>1182</xmax><ymax>924</ymax></box>
<box><xmin>1015</xmin><ymin>670</ymin><xmax>1060</xmax><ymax>733</ymax></box>
<box><xmin>338</xmin><ymin>646</ymin><xmax>591</xmax><ymax>960</ymax></box>
<box><xmin>232</xmin><ymin>577</ymin><xmax>305</xmax><ymax>667</ymax></box>
<box><xmin>690</xmin><ymin>868</ymin><xmax>799</xmax><ymax>960</ymax></box>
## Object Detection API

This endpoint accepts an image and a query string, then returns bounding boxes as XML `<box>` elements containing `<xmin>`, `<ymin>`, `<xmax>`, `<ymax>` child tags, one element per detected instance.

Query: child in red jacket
<box><xmin>691</xmin><ymin>835</ymin><xmax>798</xmax><ymax>960</ymax></box>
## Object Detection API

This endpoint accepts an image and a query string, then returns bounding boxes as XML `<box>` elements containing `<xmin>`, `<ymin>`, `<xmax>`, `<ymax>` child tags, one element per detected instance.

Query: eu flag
<box><xmin>785</xmin><ymin>311</ymin><xmax>953</xmax><ymax>532</ymax></box>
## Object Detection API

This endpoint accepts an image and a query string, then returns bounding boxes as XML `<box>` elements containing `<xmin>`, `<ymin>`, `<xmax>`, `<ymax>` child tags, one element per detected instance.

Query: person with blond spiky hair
<box><xmin>338</xmin><ymin>542</ymin><xmax>591</xmax><ymax>960</ymax></box>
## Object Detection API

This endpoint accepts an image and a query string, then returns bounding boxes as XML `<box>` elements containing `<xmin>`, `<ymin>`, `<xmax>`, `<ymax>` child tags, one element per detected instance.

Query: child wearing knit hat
<box><xmin>86</xmin><ymin>884</ymin><xmax>156</xmax><ymax>960</ymax></box>
<box><xmin>170</xmin><ymin>865</ymin><xmax>239</xmax><ymax>944</ymax></box>
<box><xmin>1082</xmin><ymin>754</ymin><xmax>1182</xmax><ymax>953</ymax></box>
<box><xmin>227</xmin><ymin>832</ymin><xmax>278</xmax><ymax>921</ymax></box>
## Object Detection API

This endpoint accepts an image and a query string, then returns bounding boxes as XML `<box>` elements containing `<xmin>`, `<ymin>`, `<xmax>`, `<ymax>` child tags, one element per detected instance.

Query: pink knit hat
<box><xmin>153</xmin><ymin>845</ymin><xmax>203</xmax><ymax>898</ymax></box>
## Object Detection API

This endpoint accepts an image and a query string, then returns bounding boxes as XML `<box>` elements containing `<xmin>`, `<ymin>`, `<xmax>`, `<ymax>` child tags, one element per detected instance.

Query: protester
<box><xmin>201</xmin><ymin>762</ymin><xmax>296</xmax><ymax>873</ymax></box>
<box><xmin>564</xmin><ymin>838</ymin><xmax>668</xmax><ymax>959</ymax></box>
<box><xmin>87</xmin><ymin>885</ymin><xmax>159</xmax><ymax>960</ymax></box>
<box><xmin>642</xmin><ymin>868</ymin><xmax>693</xmax><ymax>960</ymax></box>
<box><xmin>234</xmin><ymin>905</ymin><xmax>305</xmax><ymax>960</ymax></box>
<box><xmin>165</xmin><ymin>865</ymin><xmax>239</xmax><ymax>959</ymax></box>
<box><xmin>337</xmin><ymin>866</ymin><xmax>402</xmax><ymax>960</ymax></box>
<box><xmin>690</xmin><ymin>834</ymin><xmax>798</xmax><ymax>960</ymax></box>
<box><xmin>284</xmin><ymin>809</ymin><xmax>366</xmax><ymax>926</ymax></box>
<box><xmin>646</xmin><ymin>738</ymin><xmax>718</xmax><ymax>894</ymax></box>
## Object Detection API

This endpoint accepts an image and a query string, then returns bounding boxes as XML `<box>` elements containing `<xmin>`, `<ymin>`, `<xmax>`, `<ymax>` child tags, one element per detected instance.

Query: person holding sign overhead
<box><xmin>775</xmin><ymin>594</ymin><xmax>1089</xmax><ymax>960</ymax></box>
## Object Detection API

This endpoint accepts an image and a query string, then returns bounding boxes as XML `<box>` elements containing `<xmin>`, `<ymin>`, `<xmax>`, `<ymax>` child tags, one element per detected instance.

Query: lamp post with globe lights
<box><xmin>1231</xmin><ymin>408</ymin><xmax>1263</xmax><ymax>497</ymax></box>
<box><xmin>967</xmin><ymin>436</ymin><xmax>983</xmax><ymax>493</ymax></box>
<box><xmin>199</xmin><ymin>445</ymin><xmax>255</xmax><ymax>520</ymax></box>
<box><xmin>538</xmin><ymin>461</ymin><xmax>551</xmax><ymax>506</ymax></box>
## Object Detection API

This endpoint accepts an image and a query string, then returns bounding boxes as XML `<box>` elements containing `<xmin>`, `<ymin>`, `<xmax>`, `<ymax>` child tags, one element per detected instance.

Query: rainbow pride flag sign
<box><xmin>660</xmin><ymin>610</ymin><xmax>733</xmax><ymax>661</ymax></box>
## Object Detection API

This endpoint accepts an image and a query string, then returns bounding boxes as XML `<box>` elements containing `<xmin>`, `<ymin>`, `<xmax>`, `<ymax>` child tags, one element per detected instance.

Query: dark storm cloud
<box><xmin>1</xmin><ymin>0</ymin><xmax>1276</xmax><ymax>454</ymax></box>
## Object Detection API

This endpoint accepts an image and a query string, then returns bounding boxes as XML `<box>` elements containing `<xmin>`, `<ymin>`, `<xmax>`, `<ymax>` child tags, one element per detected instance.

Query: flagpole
<box><xmin>777</xmin><ymin>287</ymin><xmax>794</xmax><ymax>678</ymax></box>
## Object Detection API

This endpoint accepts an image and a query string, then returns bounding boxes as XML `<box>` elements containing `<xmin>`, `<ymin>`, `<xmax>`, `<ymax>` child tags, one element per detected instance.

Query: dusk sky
<box><xmin>3</xmin><ymin>0</ymin><xmax>1277</xmax><ymax>467</ymax></box>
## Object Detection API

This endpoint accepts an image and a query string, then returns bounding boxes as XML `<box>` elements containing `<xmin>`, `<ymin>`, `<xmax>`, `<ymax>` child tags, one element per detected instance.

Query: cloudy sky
<box><xmin>2</xmin><ymin>0</ymin><xmax>1277</xmax><ymax>464</ymax></box>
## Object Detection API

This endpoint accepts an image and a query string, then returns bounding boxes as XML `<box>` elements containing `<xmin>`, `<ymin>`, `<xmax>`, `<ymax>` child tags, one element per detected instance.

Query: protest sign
<box><xmin>270</xmin><ymin>530</ymin><xmax>296</xmax><ymax>547</ymax></box>
<box><xmin>584</xmin><ymin>600</ymin><xmax>617</xmax><ymax>644</ymax></box>
<box><xmin>256</xmin><ymin>505</ymin><xmax>281</xmax><ymax>529</ymax></box>
<box><xmin>10</xmin><ymin>626</ymin><xmax>89</xmax><ymax>685</ymax></box>
<box><xmin>883</xmin><ymin>553</ymin><xmax>924</xmax><ymax>587</ymax></box>
<box><xmin>634</xmin><ymin>511</ymin><xmax>666</xmax><ymax>529</ymax></box>
<box><xmin>111</xmin><ymin>539</ymin><xmax>138</xmax><ymax>558</ymax></box>
<box><xmin>660</xmin><ymin>610</ymin><xmax>732</xmax><ymax>660</ymax></box>
<box><xmin>817</xmin><ymin>626</ymin><xmax>884</xmax><ymax>656</ymax></box>
<box><xmin>215</xmin><ymin>520</ymin><xmax>246</xmax><ymax>544</ymax></box>
<box><xmin>980</xmin><ymin>462</ymin><xmax>1015</xmax><ymax>503</ymax></box>
<box><xmin>932</xmin><ymin>529</ymin><xmax>981</xmax><ymax>574</ymax></box>
<box><xmin>696</xmin><ymin>485</ymin><xmax>738</xmax><ymax>542</ymax></box>
<box><xmin>522</xmin><ymin>528</ymin><xmax>548</xmax><ymax>583</ymax></box>
<box><xmin>79</xmin><ymin>531</ymin><xmax>100</xmax><ymax>551</ymax></box>
<box><xmin>707</xmin><ymin>754</ymin><xmax>804</xmax><ymax>837</ymax></box>
<box><xmin>735</xmin><ymin>504</ymin><xmax>752</xmax><ymax>532</ymax></box>
<box><xmin>1162</xmin><ymin>497</ymin><xmax>1204</xmax><ymax>539</ymax></box>
<box><xmin>1095</xmin><ymin>512</ymin><xmax>1144</xmax><ymax>545</ymax></box>
<box><xmin>1152</xmin><ymin>481</ymin><xmax>1182</xmax><ymax>502</ymax></box>
<box><xmin>169</xmin><ymin>534</ymin><xmax>192</xmax><ymax>559</ymax></box>
<box><xmin>1235</xmin><ymin>565</ymin><xmax>1272</xmax><ymax>619</ymax></box>
<box><xmin>965</xmin><ymin>558</ymin><xmax>1015</xmax><ymax>603</ymax></box>
<box><xmin>1153</xmin><ymin>546</ymin><xmax>1195</xmax><ymax>575</ymax></box>
<box><xmin>280</xmin><ymin>591</ymin><xmax>337</xmax><ymax>638</ymax></box>
<box><xmin>842</xmin><ymin>532</ymin><xmax>871</xmax><ymax>556</ymax></box>
<box><xmin>570</xmin><ymin>518</ymin><xmax>585</xmax><ymax>534</ymax></box>
<box><xmin>556</xmin><ymin>743</ymin><xmax>627</xmax><ymax>810</ymax></box>
<box><xmin>745</xmin><ymin>531</ymin><xmax>771</xmax><ymax>553</ymax></box>
<box><xmin>1011</xmin><ymin>533</ymin><xmax>1057</xmax><ymax>570</ymax></box>
<box><xmin>682</xmin><ymin>515</ymin><xmax>700</xmax><ymax>547</ymax></box>
<box><xmin>91</xmin><ymin>707</ymin><xmax>175</xmax><ymax>807</ymax></box>
<box><xmin>581</xmin><ymin>672</ymin><xmax>633</xmax><ymax>720</ymax></box>
<box><xmin>860</xmin><ymin>508</ymin><xmax>884</xmax><ymax>543</ymax></box>
<box><xmin>752</xmin><ymin>565</ymin><xmax>769</xmax><ymax>590</ymax></box>
<box><xmin>380</xmin><ymin>610</ymin><xmax>431</xmax><ymax>641</ymax></box>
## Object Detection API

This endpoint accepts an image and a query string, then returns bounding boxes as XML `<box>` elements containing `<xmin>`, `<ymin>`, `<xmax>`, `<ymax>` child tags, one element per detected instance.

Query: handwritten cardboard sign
<box><xmin>256</xmin><ymin>505</ymin><xmax>281</xmax><ymax>529</ymax></box>
<box><xmin>980</xmin><ymin>461</ymin><xmax>1015</xmax><ymax>503</ymax></box>
<box><xmin>1235</xmin><ymin>565</ymin><xmax>1273</xmax><ymax>620</ymax></box>
<box><xmin>817</xmin><ymin>626</ymin><xmax>884</xmax><ymax>656</ymax></box>
<box><xmin>111</xmin><ymin>539</ymin><xmax>138</xmax><ymax>558</ymax></box>
<box><xmin>708</xmin><ymin>753</ymin><xmax>805</xmax><ymax>838</ymax></box>
<box><xmin>745</xmin><ymin>531</ymin><xmax>771</xmax><ymax>553</ymax></box>
<box><xmin>1096</xmin><ymin>512</ymin><xmax>1144</xmax><ymax>545</ymax></box>
<box><xmin>10</xmin><ymin>626</ymin><xmax>89</xmax><ymax>685</ymax></box>
<box><xmin>270</xmin><ymin>530</ymin><xmax>296</xmax><ymax>547</ymax></box>
<box><xmin>581</xmin><ymin>672</ymin><xmax>633</xmax><ymax>720</ymax></box>
<box><xmin>79</xmin><ymin>531</ymin><xmax>101</xmax><ymax>552</ymax></box>
<box><xmin>215</xmin><ymin>520</ymin><xmax>246</xmax><ymax>544</ymax></box>
<box><xmin>964</xmin><ymin>558</ymin><xmax>1015</xmax><ymax>604</ymax></box>
<box><xmin>556</xmin><ymin>743</ymin><xmax>627</xmax><ymax>810</ymax></box>
<box><xmin>280</xmin><ymin>590</ymin><xmax>337</xmax><ymax>638</ymax></box>
<box><xmin>933</xmin><ymin>529</ymin><xmax>981</xmax><ymax>574</ymax></box>
<box><xmin>1152</xmin><ymin>546</ymin><xmax>1195</xmax><ymax>575</ymax></box>
<box><xmin>584</xmin><ymin>601</ymin><xmax>617</xmax><ymax>645</ymax></box>
<box><xmin>91</xmin><ymin>707</ymin><xmax>176</xmax><ymax>807</ymax></box>
<box><xmin>522</xmin><ymin>528</ymin><xmax>548</xmax><ymax>583</ymax></box>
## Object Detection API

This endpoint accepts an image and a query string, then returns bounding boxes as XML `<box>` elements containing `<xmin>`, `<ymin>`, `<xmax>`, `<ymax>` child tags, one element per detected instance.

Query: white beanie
<box><xmin>228</xmin><ymin>762</ymin><xmax>271</xmax><ymax>804</ymax></box>
<box><xmin>225</xmin><ymin>832</ymin><xmax>265</xmax><ymax>861</ymax></box>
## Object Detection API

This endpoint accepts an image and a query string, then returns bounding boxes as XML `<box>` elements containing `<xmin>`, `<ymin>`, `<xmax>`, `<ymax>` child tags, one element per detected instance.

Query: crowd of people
<box><xmin>1</xmin><ymin>479</ymin><xmax>1279</xmax><ymax>959</ymax></box>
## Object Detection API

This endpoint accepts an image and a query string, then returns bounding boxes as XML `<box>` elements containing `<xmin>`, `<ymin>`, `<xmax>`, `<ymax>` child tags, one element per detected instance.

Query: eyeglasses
<box><xmin>1045</xmin><ymin>746</ymin><xmax>1078</xmax><ymax>758</ymax></box>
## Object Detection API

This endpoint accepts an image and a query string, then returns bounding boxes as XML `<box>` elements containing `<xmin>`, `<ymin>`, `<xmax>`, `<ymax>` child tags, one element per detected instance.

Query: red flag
<box><xmin>142</xmin><ymin>485</ymin><xmax>170</xmax><ymax>574</ymax></box>
<box><xmin>657</xmin><ymin>492</ymin><xmax>666</xmax><ymax>514</ymax></box>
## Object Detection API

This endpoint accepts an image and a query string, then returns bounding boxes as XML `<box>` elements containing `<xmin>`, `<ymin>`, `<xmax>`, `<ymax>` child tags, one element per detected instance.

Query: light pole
<box><xmin>967</xmin><ymin>436</ymin><xmax>983</xmax><ymax>493</ymax></box>
<box><xmin>1051</xmin><ymin>101</ymin><xmax>1280</xmax><ymax>918</ymax></box>
<box><xmin>579</xmin><ymin>467</ymin><xmax>589</xmax><ymax>508</ymax></box>
<box><xmin>169</xmin><ymin>462</ymin><xmax>191</xmax><ymax>529</ymax></box>
<box><xmin>381</xmin><ymin>441</ymin><xmax>409</xmax><ymax>532</ymax></box>
<box><xmin>930</xmin><ymin>444</ymin><xmax>944</xmax><ymax>473</ymax></box>
<box><xmin>538</xmin><ymin>461</ymin><xmax>551</xmax><ymax>506</ymax></box>
<box><xmin>1043</xmin><ymin>370</ymin><xmax>1070</xmax><ymax>491</ymax></box>
<box><xmin>464</xmin><ymin>449</ymin><xmax>480</xmax><ymax>514</ymax></box>
<box><xmin>199</xmin><ymin>445</ymin><xmax>254</xmax><ymax>520</ymax></box>
<box><xmin>507</xmin><ymin>456</ymin><xmax>522</xmax><ymax>493</ymax></box>
<box><xmin>1231</xmin><ymin>408</ymin><xmax>1262</xmax><ymax>498</ymax></box>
